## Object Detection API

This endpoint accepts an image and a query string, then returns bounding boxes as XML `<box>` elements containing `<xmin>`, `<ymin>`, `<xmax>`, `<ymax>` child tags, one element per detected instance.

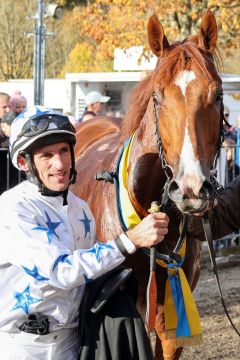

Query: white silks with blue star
<box><xmin>0</xmin><ymin>180</ymin><xmax>125</xmax><ymax>339</ymax></box>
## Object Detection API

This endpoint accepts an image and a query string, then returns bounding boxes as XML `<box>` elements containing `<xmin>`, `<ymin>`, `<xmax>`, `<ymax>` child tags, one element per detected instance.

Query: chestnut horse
<box><xmin>71</xmin><ymin>10</ymin><xmax>223</xmax><ymax>360</ymax></box>
<box><xmin>74</xmin><ymin>116</ymin><xmax>122</xmax><ymax>159</ymax></box>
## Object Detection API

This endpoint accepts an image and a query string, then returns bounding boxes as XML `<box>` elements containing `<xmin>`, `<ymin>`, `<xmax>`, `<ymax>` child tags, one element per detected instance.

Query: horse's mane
<box><xmin>120</xmin><ymin>36</ymin><xmax>222</xmax><ymax>142</ymax></box>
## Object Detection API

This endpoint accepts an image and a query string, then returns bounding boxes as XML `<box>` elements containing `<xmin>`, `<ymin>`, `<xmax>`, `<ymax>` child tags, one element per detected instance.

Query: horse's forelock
<box><xmin>120</xmin><ymin>38</ymin><xmax>221</xmax><ymax>143</ymax></box>
<box><xmin>156</xmin><ymin>39</ymin><xmax>221</xmax><ymax>85</ymax></box>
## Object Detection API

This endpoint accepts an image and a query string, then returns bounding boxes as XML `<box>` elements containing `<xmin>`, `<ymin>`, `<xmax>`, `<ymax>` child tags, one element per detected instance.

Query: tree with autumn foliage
<box><xmin>0</xmin><ymin>0</ymin><xmax>35</xmax><ymax>80</ymax></box>
<box><xmin>0</xmin><ymin>0</ymin><xmax>238</xmax><ymax>81</ymax></box>
<box><xmin>58</xmin><ymin>0</ymin><xmax>240</xmax><ymax>76</ymax></box>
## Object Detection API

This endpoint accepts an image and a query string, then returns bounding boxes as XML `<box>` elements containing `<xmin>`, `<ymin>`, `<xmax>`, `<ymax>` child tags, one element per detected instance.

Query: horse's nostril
<box><xmin>168</xmin><ymin>179</ymin><xmax>180</xmax><ymax>202</ymax></box>
<box><xmin>203</xmin><ymin>180</ymin><xmax>214</xmax><ymax>193</ymax></box>
<box><xmin>168</xmin><ymin>179</ymin><xmax>179</xmax><ymax>193</ymax></box>
<box><xmin>200</xmin><ymin>180</ymin><xmax>214</xmax><ymax>199</ymax></box>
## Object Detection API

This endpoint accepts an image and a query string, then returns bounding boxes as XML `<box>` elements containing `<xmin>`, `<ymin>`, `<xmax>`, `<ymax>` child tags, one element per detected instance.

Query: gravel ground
<box><xmin>181</xmin><ymin>247</ymin><xmax>240</xmax><ymax>360</ymax></box>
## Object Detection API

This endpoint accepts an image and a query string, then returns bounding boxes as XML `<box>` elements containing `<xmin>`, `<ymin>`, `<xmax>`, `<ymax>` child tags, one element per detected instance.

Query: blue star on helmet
<box><xmin>52</xmin><ymin>254</ymin><xmax>72</xmax><ymax>271</ymax></box>
<box><xmin>80</xmin><ymin>243</ymin><xmax>114</xmax><ymax>262</ymax></box>
<box><xmin>32</xmin><ymin>211</ymin><xmax>61</xmax><ymax>244</ymax></box>
<box><xmin>79</xmin><ymin>209</ymin><xmax>92</xmax><ymax>237</ymax></box>
<box><xmin>22</xmin><ymin>265</ymin><xmax>49</xmax><ymax>282</ymax></box>
<box><xmin>11</xmin><ymin>285</ymin><xmax>42</xmax><ymax>314</ymax></box>
<box><xmin>32</xmin><ymin>106</ymin><xmax>51</xmax><ymax>118</ymax></box>
<box><xmin>16</xmin><ymin>105</ymin><xmax>52</xmax><ymax>120</ymax></box>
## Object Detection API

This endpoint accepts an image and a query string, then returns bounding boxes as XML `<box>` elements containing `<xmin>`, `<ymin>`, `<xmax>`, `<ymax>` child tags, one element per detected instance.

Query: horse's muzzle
<box><xmin>168</xmin><ymin>179</ymin><xmax>214</xmax><ymax>214</ymax></box>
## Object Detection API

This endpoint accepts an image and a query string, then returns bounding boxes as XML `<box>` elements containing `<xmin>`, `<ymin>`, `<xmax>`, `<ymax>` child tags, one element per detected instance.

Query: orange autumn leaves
<box><xmin>59</xmin><ymin>0</ymin><xmax>240</xmax><ymax>74</ymax></box>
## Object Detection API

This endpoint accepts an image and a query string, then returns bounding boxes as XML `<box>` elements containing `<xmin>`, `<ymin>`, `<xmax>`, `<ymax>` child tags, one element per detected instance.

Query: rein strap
<box><xmin>202</xmin><ymin>214</ymin><xmax>240</xmax><ymax>337</ymax></box>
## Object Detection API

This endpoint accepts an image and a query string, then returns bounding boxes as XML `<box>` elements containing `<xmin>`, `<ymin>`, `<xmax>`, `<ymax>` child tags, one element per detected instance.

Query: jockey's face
<box><xmin>32</xmin><ymin>142</ymin><xmax>71</xmax><ymax>191</ymax></box>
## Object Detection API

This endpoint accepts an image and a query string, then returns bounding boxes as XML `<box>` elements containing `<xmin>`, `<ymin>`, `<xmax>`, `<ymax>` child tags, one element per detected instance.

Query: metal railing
<box><xmin>215</xmin><ymin>144</ymin><xmax>240</xmax><ymax>251</ymax></box>
<box><xmin>216</xmin><ymin>144</ymin><xmax>240</xmax><ymax>187</ymax></box>
<box><xmin>0</xmin><ymin>148</ymin><xmax>23</xmax><ymax>195</ymax></box>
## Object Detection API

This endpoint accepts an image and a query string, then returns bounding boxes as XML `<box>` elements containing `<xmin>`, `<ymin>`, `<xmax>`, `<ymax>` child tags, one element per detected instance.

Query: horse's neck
<box><xmin>127</xmin><ymin>112</ymin><xmax>167</xmax><ymax>216</ymax></box>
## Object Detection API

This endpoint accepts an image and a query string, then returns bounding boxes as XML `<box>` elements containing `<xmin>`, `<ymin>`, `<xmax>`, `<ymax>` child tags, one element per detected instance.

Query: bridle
<box><xmin>151</xmin><ymin>88</ymin><xmax>234</xmax><ymax>214</ymax></box>
<box><xmin>152</xmin><ymin>91</ymin><xmax>173</xmax><ymax>182</ymax></box>
<box><xmin>152</xmin><ymin>90</ymin><xmax>226</xmax><ymax>191</ymax></box>
<box><xmin>152</xmin><ymin>90</ymin><xmax>240</xmax><ymax>337</ymax></box>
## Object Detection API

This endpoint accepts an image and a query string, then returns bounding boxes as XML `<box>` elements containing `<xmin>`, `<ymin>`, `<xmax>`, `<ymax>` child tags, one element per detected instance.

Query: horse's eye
<box><xmin>153</xmin><ymin>90</ymin><xmax>164</xmax><ymax>106</ymax></box>
<box><xmin>215</xmin><ymin>90</ymin><xmax>223</xmax><ymax>103</ymax></box>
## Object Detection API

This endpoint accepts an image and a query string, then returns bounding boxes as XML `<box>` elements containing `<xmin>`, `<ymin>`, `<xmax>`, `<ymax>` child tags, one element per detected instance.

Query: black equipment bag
<box><xmin>78</xmin><ymin>266</ymin><xmax>153</xmax><ymax>360</ymax></box>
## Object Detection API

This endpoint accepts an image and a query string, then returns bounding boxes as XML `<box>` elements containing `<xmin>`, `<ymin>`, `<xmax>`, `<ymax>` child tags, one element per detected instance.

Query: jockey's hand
<box><xmin>126</xmin><ymin>212</ymin><xmax>169</xmax><ymax>248</ymax></box>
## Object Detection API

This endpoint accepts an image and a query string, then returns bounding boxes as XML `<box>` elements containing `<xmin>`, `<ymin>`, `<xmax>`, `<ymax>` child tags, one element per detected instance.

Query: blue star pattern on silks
<box><xmin>11</xmin><ymin>285</ymin><xmax>42</xmax><ymax>314</ymax></box>
<box><xmin>79</xmin><ymin>209</ymin><xmax>92</xmax><ymax>237</ymax></box>
<box><xmin>52</xmin><ymin>254</ymin><xmax>72</xmax><ymax>271</ymax></box>
<box><xmin>80</xmin><ymin>243</ymin><xmax>114</xmax><ymax>262</ymax></box>
<box><xmin>32</xmin><ymin>211</ymin><xmax>61</xmax><ymax>244</ymax></box>
<box><xmin>17</xmin><ymin>106</ymin><xmax>51</xmax><ymax>120</ymax></box>
<box><xmin>22</xmin><ymin>265</ymin><xmax>49</xmax><ymax>281</ymax></box>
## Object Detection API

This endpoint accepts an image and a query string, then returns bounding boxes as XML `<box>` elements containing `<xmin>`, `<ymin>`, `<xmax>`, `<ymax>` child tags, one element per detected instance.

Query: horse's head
<box><xmin>148</xmin><ymin>10</ymin><xmax>222</xmax><ymax>214</ymax></box>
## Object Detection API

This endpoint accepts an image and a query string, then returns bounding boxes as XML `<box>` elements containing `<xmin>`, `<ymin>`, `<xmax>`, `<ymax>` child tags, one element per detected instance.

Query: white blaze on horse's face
<box><xmin>174</xmin><ymin>70</ymin><xmax>205</xmax><ymax>197</ymax></box>
<box><xmin>174</xmin><ymin>70</ymin><xmax>196</xmax><ymax>97</ymax></box>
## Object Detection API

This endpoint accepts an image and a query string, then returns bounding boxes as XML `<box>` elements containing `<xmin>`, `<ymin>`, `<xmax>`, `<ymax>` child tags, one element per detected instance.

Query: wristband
<box><xmin>115</xmin><ymin>233</ymin><xmax>136</xmax><ymax>257</ymax></box>
<box><xmin>115</xmin><ymin>236</ymin><xmax>129</xmax><ymax>257</ymax></box>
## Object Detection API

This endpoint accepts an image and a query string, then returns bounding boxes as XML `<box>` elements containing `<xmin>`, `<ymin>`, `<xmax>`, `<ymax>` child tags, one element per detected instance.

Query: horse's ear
<box><xmin>198</xmin><ymin>9</ymin><xmax>218</xmax><ymax>53</ymax></box>
<box><xmin>148</xmin><ymin>14</ymin><xmax>170</xmax><ymax>57</ymax></box>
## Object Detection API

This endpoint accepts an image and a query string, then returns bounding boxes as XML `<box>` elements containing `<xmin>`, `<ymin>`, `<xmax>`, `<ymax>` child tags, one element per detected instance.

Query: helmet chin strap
<box><xmin>69</xmin><ymin>146</ymin><xmax>77</xmax><ymax>185</ymax></box>
<box><xmin>24</xmin><ymin>144</ymin><xmax>77</xmax><ymax>200</ymax></box>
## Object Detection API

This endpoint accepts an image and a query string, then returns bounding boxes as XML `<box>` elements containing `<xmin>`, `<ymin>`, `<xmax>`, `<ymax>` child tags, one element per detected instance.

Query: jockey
<box><xmin>0</xmin><ymin>105</ymin><xmax>169</xmax><ymax>359</ymax></box>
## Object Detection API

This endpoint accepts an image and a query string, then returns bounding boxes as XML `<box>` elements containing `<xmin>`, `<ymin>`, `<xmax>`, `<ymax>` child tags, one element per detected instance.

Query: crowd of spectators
<box><xmin>222</xmin><ymin>106</ymin><xmax>240</xmax><ymax>182</ymax></box>
<box><xmin>215</xmin><ymin>105</ymin><xmax>240</xmax><ymax>251</ymax></box>
<box><xmin>0</xmin><ymin>91</ymin><xmax>27</xmax><ymax>194</ymax></box>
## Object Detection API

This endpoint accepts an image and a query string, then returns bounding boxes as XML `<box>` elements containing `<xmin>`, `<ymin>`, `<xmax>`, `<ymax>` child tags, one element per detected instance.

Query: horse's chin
<box><xmin>175</xmin><ymin>198</ymin><xmax>210</xmax><ymax>214</ymax></box>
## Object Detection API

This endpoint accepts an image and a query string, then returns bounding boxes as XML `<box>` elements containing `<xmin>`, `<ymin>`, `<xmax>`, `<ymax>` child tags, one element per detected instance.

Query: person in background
<box><xmin>234</xmin><ymin>115</ymin><xmax>240</xmax><ymax>176</ymax></box>
<box><xmin>223</xmin><ymin>105</ymin><xmax>236</xmax><ymax>144</ymax></box>
<box><xmin>64</xmin><ymin>111</ymin><xmax>80</xmax><ymax>127</ymax></box>
<box><xmin>215</xmin><ymin>105</ymin><xmax>239</xmax><ymax>251</ymax></box>
<box><xmin>9</xmin><ymin>90</ymin><xmax>27</xmax><ymax>116</ymax></box>
<box><xmin>0</xmin><ymin>111</ymin><xmax>16</xmax><ymax>147</ymax></box>
<box><xmin>0</xmin><ymin>105</ymin><xmax>169</xmax><ymax>359</ymax></box>
<box><xmin>223</xmin><ymin>105</ymin><xmax>237</xmax><ymax>183</ymax></box>
<box><xmin>81</xmin><ymin>91</ymin><xmax>110</xmax><ymax>122</ymax></box>
<box><xmin>0</xmin><ymin>92</ymin><xmax>10</xmax><ymax>121</ymax></box>
<box><xmin>232</xmin><ymin>114</ymin><xmax>240</xmax><ymax>247</ymax></box>
<box><xmin>0</xmin><ymin>111</ymin><xmax>20</xmax><ymax>195</ymax></box>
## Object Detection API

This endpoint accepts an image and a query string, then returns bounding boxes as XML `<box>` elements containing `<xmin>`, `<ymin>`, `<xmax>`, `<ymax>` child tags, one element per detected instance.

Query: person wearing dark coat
<box><xmin>0</xmin><ymin>111</ymin><xmax>21</xmax><ymax>194</ymax></box>
<box><xmin>208</xmin><ymin>176</ymin><xmax>240</xmax><ymax>239</ymax></box>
